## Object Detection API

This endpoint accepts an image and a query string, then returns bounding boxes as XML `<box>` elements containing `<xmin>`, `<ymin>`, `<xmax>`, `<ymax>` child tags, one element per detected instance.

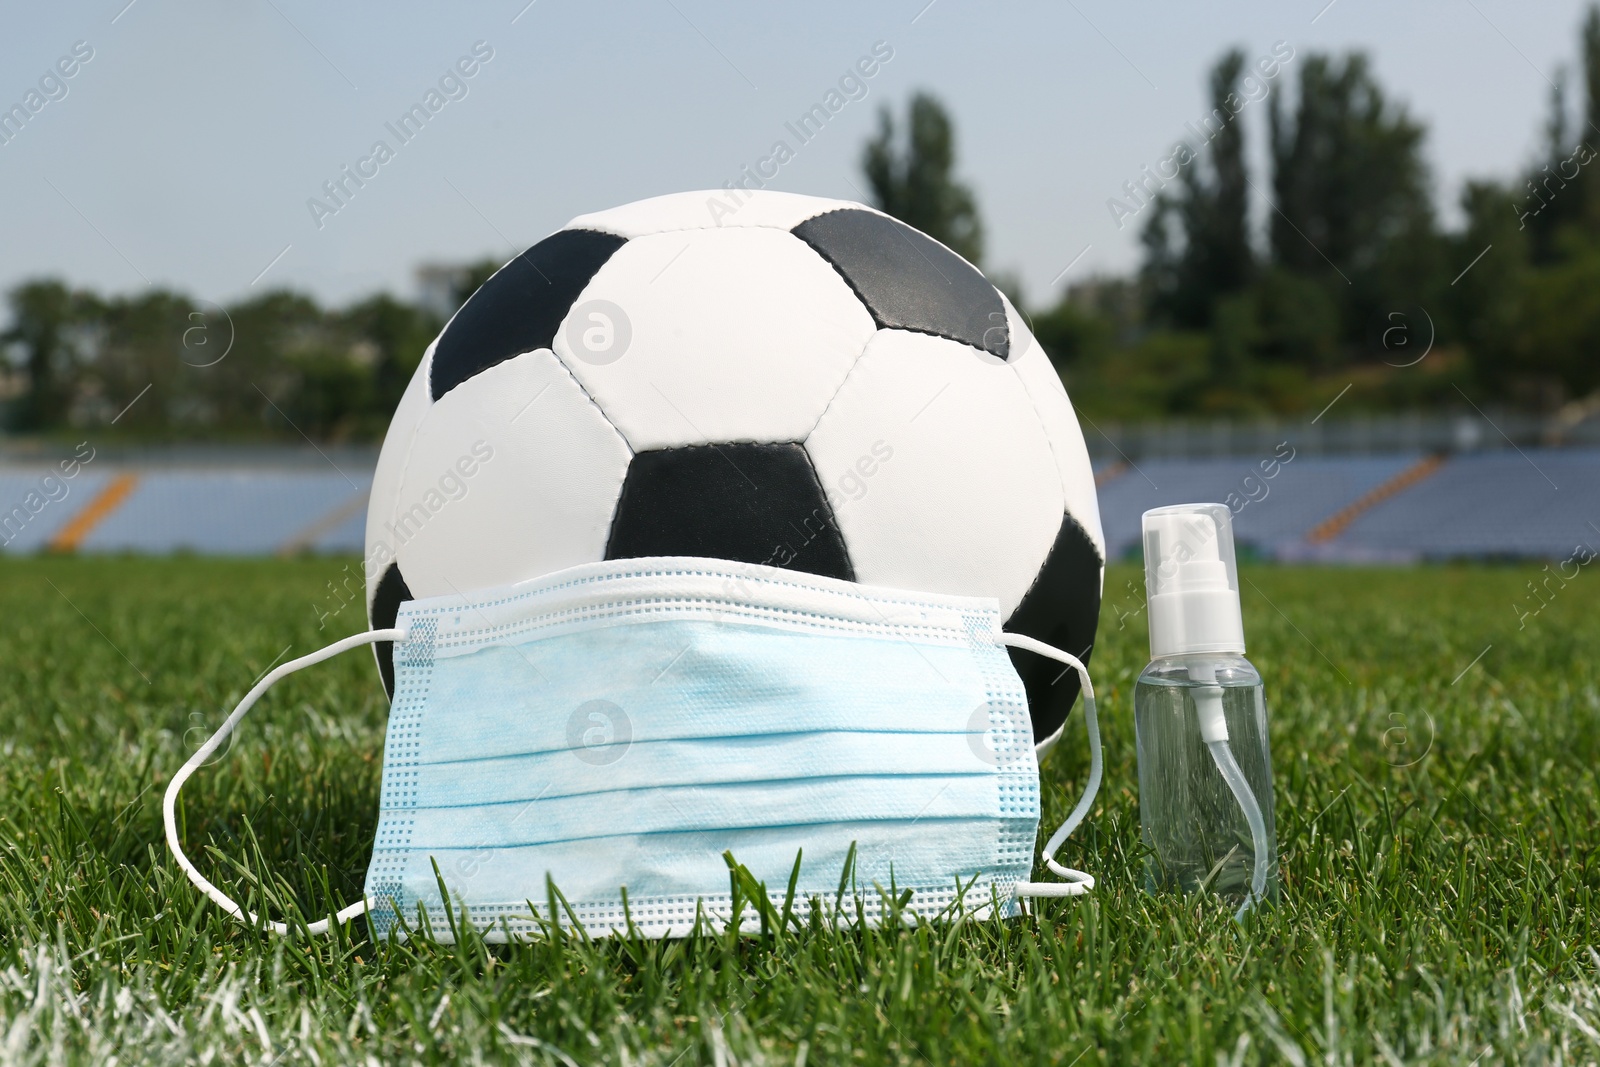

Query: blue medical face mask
<box><xmin>165</xmin><ymin>557</ymin><xmax>1102</xmax><ymax>940</ymax></box>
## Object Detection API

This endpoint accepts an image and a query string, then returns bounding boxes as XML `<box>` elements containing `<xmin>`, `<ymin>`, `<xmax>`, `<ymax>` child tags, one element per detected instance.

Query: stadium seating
<box><xmin>1095</xmin><ymin>454</ymin><xmax>1422</xmax><ymax>560</ymax></box>
<box><xmin>1</xmin><ymin>448</ymin><xmax>1596</xmax><ymax>561</ymax></box>
<box><xmin>0</xmin><ymin>469</ymin><xmax>115</xmax><ymax>553</ymax></box>
<box><xmin>80</xmin><ymin>470</ymin><xmax>369</xmax><ymax>556</ymax></box>
<box><xmin>0</xmin><ymin>461</ymin><xmax>369</xmax><ymax>556</ymax></box>
<box><xmin>1331</xmin><ymin>449</ymin><xmax>1600</xmax><ymax>560</ymax></box>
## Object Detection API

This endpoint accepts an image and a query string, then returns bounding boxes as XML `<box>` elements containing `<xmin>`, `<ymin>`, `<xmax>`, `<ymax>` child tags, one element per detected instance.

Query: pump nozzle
<box><xmin>1142</xmin><ymin>504</ymin><xmax>1245</xmax><ymax>659</ymax></box>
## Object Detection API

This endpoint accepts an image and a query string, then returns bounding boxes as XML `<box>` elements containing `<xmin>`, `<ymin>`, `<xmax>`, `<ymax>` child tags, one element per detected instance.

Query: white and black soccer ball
<box><xmin>365</xmin><ymin>190</ymin><xmax>1105</xmax><ymax>749</ymax></box>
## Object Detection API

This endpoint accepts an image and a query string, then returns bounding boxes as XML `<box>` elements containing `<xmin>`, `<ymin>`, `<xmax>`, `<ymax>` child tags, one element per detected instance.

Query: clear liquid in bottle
<box><xmin>1134</xmin><ymin>654</ymin><xmax>1278</xmax><ymax>903</ymax></box>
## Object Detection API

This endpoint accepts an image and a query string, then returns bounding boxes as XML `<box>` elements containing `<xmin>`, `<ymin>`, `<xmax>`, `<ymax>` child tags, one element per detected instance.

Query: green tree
<box><xmin>1519</xmin><ymin>67</ymin><xmax>1580</xmax><ymax>262</ymax></box>
<box><xmin>1579</xmin><ymin>5</ymin><xmax>1600</xmax><ymax>231</ymax></box>
<box><xmin>339</xmin><ymin>294</ymin><xmax>439</xmax><ymax>415</ymax></box>
<box><xmin>1268</xmin><ymin>53</ymin><xmax>1436</xmax><ymax>341</ymax></box>
<box><xmin>2</xmin><ymin>280</ymin><xmax>100</xmax><ymax>432</ymax></box>
<box><xmin>1453</xmin><ymin>5</ymin><xmax>1600</xmax><ymax>405</ymax></box>
<box><xmin>1520</xmin><ymin>8</ymin><xmax>1600</xmax><ymax>262</ymax></box>
<box><xmin>93</xmin><ymin>290</ymin><xmax>194</xmax><ymax>432</ymax></box>
<box><xmin>863</xmin><ymin>92</ymin><xmax>984</xmax><ymax>264</ymax></box>
<box><xmin>1510</xmin><ymin>249</ymin><xmax>1600</xmax><ymax>401</ymax></box>
<box><xmin>1451</xmin><ymin>182</ymin><xmax>1529</xmax><ymax>391</ymax></box>
<box><xmin>212</xmin><ymin>290</ymin><xmax>330</xmax><ymax>437</ymax></box>
<box><xmin>1029</xmin><ymin>298</ymin><xmax>1113</xmax><ymax>373</ymax></box>
<box><xmin>1143</xmin><ymin>49</ymin><xmax>1254</xmax><ymax>330</ymax></box>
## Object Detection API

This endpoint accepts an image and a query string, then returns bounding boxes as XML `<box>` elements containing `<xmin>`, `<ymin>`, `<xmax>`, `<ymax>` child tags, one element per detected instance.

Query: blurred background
<box><xmin>3</xmin><ymin>0</ymin><xmax>1598</xmax><ymax>564</ymax></box>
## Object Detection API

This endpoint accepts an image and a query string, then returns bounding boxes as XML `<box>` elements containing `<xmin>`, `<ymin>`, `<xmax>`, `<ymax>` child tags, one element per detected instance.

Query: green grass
<box><xmin>0</xmin><ymin>556</ymin><xmax>1597</xmax><ymax>1064</ymax></box>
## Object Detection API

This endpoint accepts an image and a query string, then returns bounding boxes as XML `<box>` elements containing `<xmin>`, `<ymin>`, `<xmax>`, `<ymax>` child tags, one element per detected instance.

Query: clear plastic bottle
<box><xmin>1135</xmin><ymin>654</ymin><xmax>1277</xmax><ymax>904</ymax></box>
<box><xmin>1135</xmin><ymin>504</ymin><xmax>1278</xmax><ymax>917</ymax></box>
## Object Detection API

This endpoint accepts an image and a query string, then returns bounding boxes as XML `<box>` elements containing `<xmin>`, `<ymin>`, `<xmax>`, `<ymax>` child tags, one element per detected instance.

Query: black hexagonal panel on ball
<box><xmin>792</xmin><ymin>209</ymin><xmax>1010</xmax><ymax>360</ymax></box>
<box><xmin>605</xmin><ymin>443</ymin><xmax>854</xmax><ymax>581</ymax></box>
<box><xmin>1003</xmin><ymin>512</ymin><xmax>1104</xmax><ymax>745</ymax></box>
<box><xmin>430</xmin><ymin>228</ymin><xmax>628</xmax><ymax>400</ymax></box>
<box><xmin>367</xmin><ymin>561</ymin><xmax>414</xmax><ymax>700</ymax></box>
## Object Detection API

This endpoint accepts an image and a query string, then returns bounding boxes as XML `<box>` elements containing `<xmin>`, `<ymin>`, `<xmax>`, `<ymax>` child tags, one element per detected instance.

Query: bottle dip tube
<box><xmin>1135</xmin><ymin>503</ymin><xmax>1278</xmax><ymax>919</ymax></box>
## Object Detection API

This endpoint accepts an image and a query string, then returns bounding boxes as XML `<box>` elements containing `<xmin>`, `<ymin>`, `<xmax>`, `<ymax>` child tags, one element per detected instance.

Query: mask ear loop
<box><xmin>162</xmin><ymin>627</ymin><xmax>406</xmax><ymax>935</ymax></box>
<box><xmin>997</xmin><ymin>632</ymin><xmax>1102</xmax><ymax>899</ymax></box>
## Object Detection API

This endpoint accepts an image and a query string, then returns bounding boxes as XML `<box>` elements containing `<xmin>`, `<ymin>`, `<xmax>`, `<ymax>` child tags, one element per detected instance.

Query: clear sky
<box><xmin>1</xmin><ymin>0</ymin><xmax>1591</xmax><ymax>312</ymax></box>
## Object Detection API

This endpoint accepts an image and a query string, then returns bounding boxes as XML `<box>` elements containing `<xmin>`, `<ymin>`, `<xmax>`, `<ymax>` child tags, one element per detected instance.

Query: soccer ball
<box><xmin>364</xmin><ymin>190</ymin><xmax>1104</xmax><ymax>749</ymax></box>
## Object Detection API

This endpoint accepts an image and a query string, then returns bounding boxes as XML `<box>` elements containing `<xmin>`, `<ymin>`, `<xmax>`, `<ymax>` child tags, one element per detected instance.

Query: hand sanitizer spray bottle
<box><xmin>1135</xmin><ymin>504</ymin><xmax>1277</xmax><ymax>918</ymax></box>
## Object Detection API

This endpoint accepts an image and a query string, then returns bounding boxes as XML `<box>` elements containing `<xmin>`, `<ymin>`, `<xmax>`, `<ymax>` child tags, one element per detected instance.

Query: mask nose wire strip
<box><xmin>998</xmin><ymin>632</ymin><xmax>1102</xmax><ymax>899</ymax></box>
<box><xmin>162</xmin><ymin>627</ymin><xmax>408</xmax><ymax>936</ymax></box>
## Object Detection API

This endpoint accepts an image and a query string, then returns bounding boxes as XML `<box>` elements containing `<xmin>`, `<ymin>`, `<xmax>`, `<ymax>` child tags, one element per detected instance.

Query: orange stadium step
<box><xmin>47</xmin><ymin>472</ymin><xmax>141</xmax><ymax>552</ymax></box>
<box><xmin>1304</xmin><ymin>454</ymin><xmax>1446</xmax><ymax>545</ymax></box>
<box><xmin>276</xmin><ymin>489</ymin><xmax>370</xmax><ymax>557</ymax></box>
<box><xmin>1095</xmin><ymin>460</ymin><xmax>1129</xmax><ymax>488</ymax></box>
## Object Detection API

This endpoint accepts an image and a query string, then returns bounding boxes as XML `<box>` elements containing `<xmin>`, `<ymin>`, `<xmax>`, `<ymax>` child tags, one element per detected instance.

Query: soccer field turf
<box><xmin>0</xmin><ymin>557</ymin><xmax>1595</xmax><ymax>1064</ymax></box>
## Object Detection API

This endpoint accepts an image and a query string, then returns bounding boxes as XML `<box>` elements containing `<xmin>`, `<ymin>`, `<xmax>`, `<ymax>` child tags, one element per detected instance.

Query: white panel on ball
<box><xmin>384</xmin><ymin>349</ymin><xmax>631</xmax><ymax>599</ymax></box>
<box><xmin>1003</xmin><ymin>296</ymin><xmax>1107</xmax><ymax>563</ymax></box>
<box><xmin>806</xmin><ymin>329</ymin><xmax>1065</xmax><ymax>617</ymax></box>
<box><xmin>365</xmin><ymin>342</ymin><xmax>436</xmax><ymax>603</ymax></box>
<box><xmin>551</xmin><ymin>228</ymin><xmax>876</xmax><ymax>452</ymax></box>
<box><xmin>564</xmin><ymin>189</ymin><xmax>872</xmax><ymax>238</ymax></box>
